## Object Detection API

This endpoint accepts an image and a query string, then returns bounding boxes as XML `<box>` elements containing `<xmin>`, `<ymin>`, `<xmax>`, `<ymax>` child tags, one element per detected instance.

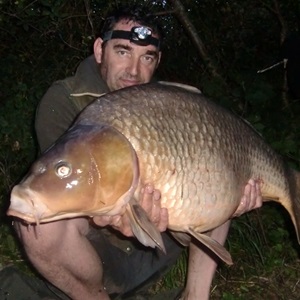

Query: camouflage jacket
<box><xmin>35</xmin><ymin>55</ymin><xmax>110</xmax><ymax>152</ymax></box>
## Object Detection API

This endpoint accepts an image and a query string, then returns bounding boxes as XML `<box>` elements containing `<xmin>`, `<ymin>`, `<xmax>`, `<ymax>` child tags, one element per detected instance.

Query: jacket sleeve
<box><xmin>35</xmin><ymin>81</ymin><xmax>79</xmax><ymax>153</ymax></box>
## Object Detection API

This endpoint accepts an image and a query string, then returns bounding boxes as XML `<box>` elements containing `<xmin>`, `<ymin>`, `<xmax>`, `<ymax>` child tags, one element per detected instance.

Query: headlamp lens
<box><xmin>132</xmin><ymin>26</ymin><xmax>152</xmax><ymax>40</ymax></box>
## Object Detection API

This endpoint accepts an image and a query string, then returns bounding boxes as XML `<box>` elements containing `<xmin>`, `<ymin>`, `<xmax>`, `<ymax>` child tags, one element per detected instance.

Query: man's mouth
<box><xmin>120</xmin><ymin>79</ymin><xmax>140</xmax><ymax>87</ymax></box>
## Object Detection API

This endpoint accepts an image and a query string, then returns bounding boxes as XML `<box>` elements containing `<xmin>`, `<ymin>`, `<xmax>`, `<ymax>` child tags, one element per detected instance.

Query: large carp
<box><xmin>7</xmin><ymin>82</ymin><xmax>300</xmax><ymax>264</ymax></box>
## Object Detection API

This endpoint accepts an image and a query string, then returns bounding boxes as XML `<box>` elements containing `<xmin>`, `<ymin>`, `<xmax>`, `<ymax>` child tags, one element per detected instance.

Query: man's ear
<box><xmin>94</xmin><ymin>38</ymin><xmax>104</xmax><ymax>63</ymax></box>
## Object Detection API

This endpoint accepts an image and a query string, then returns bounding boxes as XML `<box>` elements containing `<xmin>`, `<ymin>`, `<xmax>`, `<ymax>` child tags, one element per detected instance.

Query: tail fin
<box><xmin>287</xmin><ymin>169</ymin><xmax>300</xmax><ymax>244</ymax></box>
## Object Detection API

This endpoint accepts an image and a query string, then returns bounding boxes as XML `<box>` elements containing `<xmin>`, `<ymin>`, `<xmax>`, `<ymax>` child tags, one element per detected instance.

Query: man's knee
<box><xmin>14</xmin><ymin>217</ymin><xmax>90</xmax><ymax>260</ymax></box>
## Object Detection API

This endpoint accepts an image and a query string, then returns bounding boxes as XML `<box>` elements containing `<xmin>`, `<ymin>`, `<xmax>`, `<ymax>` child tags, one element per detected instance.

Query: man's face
<box><xmin>94</xmin><ymin>20</ymin><xmax>161</xmax><ymax>91</ymax></box>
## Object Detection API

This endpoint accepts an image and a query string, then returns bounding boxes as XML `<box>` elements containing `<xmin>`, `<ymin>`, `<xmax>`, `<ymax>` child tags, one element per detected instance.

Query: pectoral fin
<box><xmin>126</xmin><ymin>199</ymin><xmax>166</xmax><ymax>253</ymax></box>
<box><xmin>187</xmin><ymin>228</ymin><xmax>233</xmax><ymax>265</ymax></box>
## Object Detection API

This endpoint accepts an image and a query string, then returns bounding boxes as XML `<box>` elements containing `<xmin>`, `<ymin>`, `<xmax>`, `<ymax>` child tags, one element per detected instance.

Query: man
<box><xmin>2</xmin><ymin>5</ymin><xmax>262</xmax><ymax>300</ymax></box>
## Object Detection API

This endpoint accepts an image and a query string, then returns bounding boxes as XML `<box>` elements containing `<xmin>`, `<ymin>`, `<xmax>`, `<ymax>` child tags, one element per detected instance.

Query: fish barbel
<box><xmin>7</xmin><ymin>82</ymin><xmax>300</xmax><ymax>264</ymax></box>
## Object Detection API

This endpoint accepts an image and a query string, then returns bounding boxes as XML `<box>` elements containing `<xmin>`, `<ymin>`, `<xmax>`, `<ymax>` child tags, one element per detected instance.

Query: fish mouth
<box><xmin>7</xmin><ymin>186</ymin><xmax>51</xmax><ymax>224</ymax></box>
<box><xmin>7</xmin><ymin>186</ymin><xmax>91</xmax><ymax>224</ymax></box>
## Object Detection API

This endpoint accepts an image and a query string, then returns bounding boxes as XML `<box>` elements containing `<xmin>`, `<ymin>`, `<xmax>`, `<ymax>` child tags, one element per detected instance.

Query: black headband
<box><xmin>101</xmin><ymin>26</ymin><xmax>161</xmax><ymax>49</ymax></box>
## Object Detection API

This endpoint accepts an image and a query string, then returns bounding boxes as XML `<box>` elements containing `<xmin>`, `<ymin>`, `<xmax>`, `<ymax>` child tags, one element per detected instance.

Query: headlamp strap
<box><xmin>101</xmin><ymin>26</ymin><xmax>160</xmax><ymax>49</ymax></box>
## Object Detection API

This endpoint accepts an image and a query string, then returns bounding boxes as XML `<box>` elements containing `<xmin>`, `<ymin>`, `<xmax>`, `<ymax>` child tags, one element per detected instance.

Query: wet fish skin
<box><xmin>9</xmin><ymin>125</ymin><xmax>138</xmax><ymax>222</ymax></box>
<box><xmin>7</xmin><ymin>82</ymin><xmax>300</xmax><ymax>264</ymax></box>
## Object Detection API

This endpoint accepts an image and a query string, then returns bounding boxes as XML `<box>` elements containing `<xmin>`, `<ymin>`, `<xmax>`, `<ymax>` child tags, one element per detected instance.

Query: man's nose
<box><xmin>126</xmin><ymin>57</ymin><xmax>139</xmax><ymax>76</ymax></box>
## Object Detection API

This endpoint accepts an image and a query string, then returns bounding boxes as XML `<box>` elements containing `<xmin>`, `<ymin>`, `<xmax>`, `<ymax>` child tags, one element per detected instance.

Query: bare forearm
<box><xmin>15</xmin><ymin>218</ymin><xmax>109</xmax><ymax>300</ymax></box>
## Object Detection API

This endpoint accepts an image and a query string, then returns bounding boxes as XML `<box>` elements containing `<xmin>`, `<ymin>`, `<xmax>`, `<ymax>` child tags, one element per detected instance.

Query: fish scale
<box><xmin>7</xmin><ymin>81</ymin><xmax>300</xmax><ymax>264</ymax></box>
<box><xmin>80</xmin><ymin>84</ymin><xmax>288</xmax><ymax>229</ymax></box>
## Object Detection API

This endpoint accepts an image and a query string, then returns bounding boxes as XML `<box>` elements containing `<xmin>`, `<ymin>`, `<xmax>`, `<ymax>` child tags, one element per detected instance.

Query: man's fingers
<box><xmin>93</xmin><ymin>184</ymin><xmax>167</xmax><ymax>236</ymax></box>
<box><xmin>157</xmin><ymin>207</ymin><xmax>168</xmax><ymax>232</ymax></box>
<box><xmin>139</xmin><ymin>184</ymin><xmax>155</xmax><ymax>215</ymax></box>
<box><xmin>254</xmin><ymin>182</ymin><xmax>263</xmax><ymax>209</ymax></box>
<box><xmin>150</xmin><ymin>189</ymin><xmax>161</xmax><ymax>223</ymax></box>
<box><xmin>112</xmin><ymin>215</ymin><xmax>133</xmax><ymax>237</ymax></box>
<box><xmin>247</xmin><ymin>179</ymin><xmax>263</xmax><ymax>210</ymax></box>
<box><xmin>248</xmin><ymin>179</ymin><xmax>257</xmax><ymax>209</ymax></box>
<box><xmin>139</xmin><ymin>184</ymin><xmax>162</xmax><ymax>221</ymax></box>
<box><xmin>92</xmin><ymin>215</ymin><xmax>112</xmax><ymax>227</ymax></box>
<box><xmin>232</xmin><ymin>179</ymin><xmax>263</xmax><ymax>218</ymax></box>
<box><xmin>139</xmin><ymin>184</ymin><xmax>166</xmax><ymax>232</ymax></box>
<box><xmin>232</xmin><ymin>195</ymin><xmax>247</xmax><ymax>217</ymax></box>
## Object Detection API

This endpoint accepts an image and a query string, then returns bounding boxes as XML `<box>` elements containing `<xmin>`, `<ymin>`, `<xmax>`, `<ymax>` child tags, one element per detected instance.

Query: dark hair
<box><xmin>99</xmin><ymin>5</ymin><xmax>164</xmax><ymax>41</ymax></box>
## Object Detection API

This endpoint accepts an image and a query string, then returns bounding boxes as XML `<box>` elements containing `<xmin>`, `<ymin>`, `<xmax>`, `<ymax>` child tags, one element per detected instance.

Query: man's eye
<box><xmin>117</xmin><ymin>50</ymin><xmax>129</xmax><ymax>56</ymax></box>
<box><xmin>142</xmin><ymin>55</ymin><xmax>154</xmax><ymax>64</ymax></box>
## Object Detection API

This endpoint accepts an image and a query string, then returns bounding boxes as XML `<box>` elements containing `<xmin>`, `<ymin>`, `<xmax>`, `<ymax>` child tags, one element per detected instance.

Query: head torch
<box><xmin>101</xmin><ymin>26</ymin><xmax>161</xmax><ymax>49</ymax></box>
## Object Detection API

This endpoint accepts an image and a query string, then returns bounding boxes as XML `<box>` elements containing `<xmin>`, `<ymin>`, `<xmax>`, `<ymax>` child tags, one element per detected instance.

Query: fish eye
<box><xmin>55</xmin><ymin>162</ymin><xmax>72</xmax><ymax>178</ymax></box>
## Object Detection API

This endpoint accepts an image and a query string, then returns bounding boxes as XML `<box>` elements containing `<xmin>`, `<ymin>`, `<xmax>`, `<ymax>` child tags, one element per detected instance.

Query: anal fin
<box><xmin>187</xmin><ymin>227</ymin><xmax>233</xmax><ymax>265</ymax></box>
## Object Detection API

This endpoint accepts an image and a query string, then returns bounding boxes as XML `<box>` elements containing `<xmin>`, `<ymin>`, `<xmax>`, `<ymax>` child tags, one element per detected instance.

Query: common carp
<box><xmin>7</xmin><ymin>82</ymin><xmax>300</xmax><ymax>264</ymax></box>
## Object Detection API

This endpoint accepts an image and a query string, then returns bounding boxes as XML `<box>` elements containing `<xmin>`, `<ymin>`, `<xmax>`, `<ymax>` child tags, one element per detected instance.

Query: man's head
<box><xmin>94</xmin><ymin>5</ymin><xmax>163</xmax><ymax>91</ymax></box>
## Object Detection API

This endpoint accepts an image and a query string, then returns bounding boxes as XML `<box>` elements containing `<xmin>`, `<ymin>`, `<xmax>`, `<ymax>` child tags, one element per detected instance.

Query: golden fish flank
<box><xmin>7</xmin><ymin>82</ymin><xmax>300</xmax><ymax>265</ymax></box>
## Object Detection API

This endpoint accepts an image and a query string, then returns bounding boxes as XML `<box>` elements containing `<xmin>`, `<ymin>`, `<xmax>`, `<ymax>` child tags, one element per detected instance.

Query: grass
<box><xmin>211</xmin><ymin>205</ymin><xmax>300</xmax><ymax>299</ymax></box>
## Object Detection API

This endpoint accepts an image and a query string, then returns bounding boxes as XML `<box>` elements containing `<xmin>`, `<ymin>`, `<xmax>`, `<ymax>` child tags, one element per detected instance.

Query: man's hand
<box><xmin>92</xmin><ymin>184</ymin><xmax>168</xmax><ymax>237</ymax></box>
<box><xmin>232</xmin><ymin>179</ymin><xmax>263</xmax><ymax>217</ymax></box>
